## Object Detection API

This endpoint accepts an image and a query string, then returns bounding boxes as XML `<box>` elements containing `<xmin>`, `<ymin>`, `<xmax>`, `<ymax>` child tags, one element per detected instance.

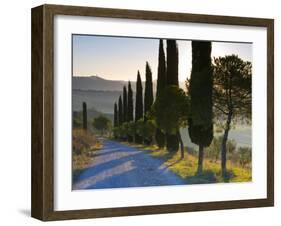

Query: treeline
<box><xmin>74</xmin><ymin>101</ymin><xmax>112</xmax><ymax>136</ymax></box>
<box><xmin>113</xmin><ymin>39</ymin><xmax>252</xmax><ymax>176</ymax></box>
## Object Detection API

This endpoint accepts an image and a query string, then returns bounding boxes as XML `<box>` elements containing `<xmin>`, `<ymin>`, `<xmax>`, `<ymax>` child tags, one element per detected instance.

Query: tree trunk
<box><xmin>221</xmin><ymin>112</ymin><xmax>232</xmax><ymax>176</ymax></box>
<box><xmin>166</xmin><ymin>133</ymin><xmax>179</xmax><ymax>152</ymax></box>
<box><xmin>177</xmin><ymin>130</ymin><xmax>185</xmax><ymax>159</ymax></box>
<box><xmin>197</xmin><ymin>144</ymin><xmax>204</xmax><ymax>174</ymax></box>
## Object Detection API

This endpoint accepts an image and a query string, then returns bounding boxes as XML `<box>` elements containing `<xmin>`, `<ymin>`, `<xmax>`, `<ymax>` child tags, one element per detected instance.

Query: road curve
<box><xmin>73</xmin><ymin>140</ymin><xmax>184</xmax><ymax>190</ymax></box>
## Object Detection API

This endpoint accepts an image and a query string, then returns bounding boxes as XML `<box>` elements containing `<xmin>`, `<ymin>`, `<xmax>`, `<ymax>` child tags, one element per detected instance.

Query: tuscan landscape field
<box><xmin>72</xmin><ymin>35</ymin><xmax>252</xmax><ymax>190</ymax></box>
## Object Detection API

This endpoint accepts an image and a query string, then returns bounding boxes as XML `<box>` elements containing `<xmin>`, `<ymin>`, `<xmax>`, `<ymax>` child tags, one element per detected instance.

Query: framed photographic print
<box><xmin>31</xmin><ymin>4</ymin><xmax>274</xmax><ymax>221</ymax></box>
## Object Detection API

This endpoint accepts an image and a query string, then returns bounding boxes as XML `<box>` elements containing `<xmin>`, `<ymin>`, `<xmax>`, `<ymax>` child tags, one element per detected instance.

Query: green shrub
<box><xmin>237</xmin><ymin>147</ymin><xmax>251</xmax><ymax>167</ymax></box>
<box><xmin>135</xmin><ymin>118</ymin><xmax>156</xmax><ymax>142</ymax></box>
<box><xmin>206</xmin><ymin>136</ymin><xmax>237</xmax><ymax>162</ymax></box>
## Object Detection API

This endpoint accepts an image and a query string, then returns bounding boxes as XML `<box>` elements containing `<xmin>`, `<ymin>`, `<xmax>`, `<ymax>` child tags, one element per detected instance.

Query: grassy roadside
<box><xmin>126</xmin><ymin>143</ymin><xmax>252</xmax><ymax>184</ymax></box>
<box><xmin>72</xmin><ymin>129</ymin><xmax>103</xmax><ymax>181</ymax></box>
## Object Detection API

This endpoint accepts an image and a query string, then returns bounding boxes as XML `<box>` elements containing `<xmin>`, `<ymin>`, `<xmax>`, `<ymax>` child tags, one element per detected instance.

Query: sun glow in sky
<box><xmin>73</xmin><ymin>35</ymin><xmax>252</xmax><ymax>82</ymax></box>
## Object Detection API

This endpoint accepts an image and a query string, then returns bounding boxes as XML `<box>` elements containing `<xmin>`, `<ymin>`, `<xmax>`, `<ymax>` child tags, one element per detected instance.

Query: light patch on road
<box><xmin>73</xmin><ymin>160</ymin><xmax>136</xmax><ymax>189</ymax></box>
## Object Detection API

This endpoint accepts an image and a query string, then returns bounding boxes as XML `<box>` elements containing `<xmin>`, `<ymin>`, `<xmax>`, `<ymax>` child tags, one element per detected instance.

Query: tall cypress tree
<box><xmin>166</xmin><ymin>40</ymin><xmax>179</xmax><ymax>86</ymax></box>
<box><xmin>188</xmin><ymin>41</ymin><xmax>213</xmax><ymax>174</ymax></box>
<box><xmin>127</xmin><ymin>81</ymin><xmax>134</xmax><ymax>142</ymax></box>
<box><xmin>144</xmin><ymin>62</ymin><xmax>154</xmax><ymax>144</ymax></box>
<box><xmin>113</xmin><ymin>102</ymin><xmax>118</xmax><ymax>139</ymax></box>
<box><xmin>144</xmin><ymin>62</ymin><xmax>154</xmax><ymax>118</ymax></box>
<box><xmin>114</xmin><ymin>102</ymin><xmax>118</xmax><ymax>127</ymax></box>
<box><xmin>156</xmin><ymin>40</ymin><xmax>167</xmax><ymax>97</ymax></box>
<box><xmin>166</xmin><ymin>39</ymin><xmax>179</xmax><ymax>152</ymax></box>
<box><xmin>155</xmin><ymin>39</ymin><xmax>166</xmax><ymax>148</ymax></box>
<box><xmin>118</xmin><ymin>95</ymin><xmax>123</xmax><ymax>126</ymax></box>
<box><xmin>122</xmin><ymin>86</ymin><xmax>128</xmax><ymax>141</ymax></box>
<box><xmin>123</xmin><ymin>86</ymin><xmax>128</xmax><ymax>123</ymax></box>
<box><xmin>127</xmin><ymin>81</ymin><xmax>134</xmax><ymax>122</ymax></box>
<box><xmin>82</xmin><ymin>102</ymin><xmax>87</xmax><ymax>130</ymax></box>
<box><xmin>135</xmin><ymin>71</ymin><xmax>143</xmax><ymax>143</ymax></box>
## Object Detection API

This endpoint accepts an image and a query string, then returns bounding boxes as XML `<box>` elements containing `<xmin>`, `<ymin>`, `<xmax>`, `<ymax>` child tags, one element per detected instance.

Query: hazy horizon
<box><xmin>73</xmin><ymin>35</ymin><xmax>252</xmax><ymax>82</ymax></box>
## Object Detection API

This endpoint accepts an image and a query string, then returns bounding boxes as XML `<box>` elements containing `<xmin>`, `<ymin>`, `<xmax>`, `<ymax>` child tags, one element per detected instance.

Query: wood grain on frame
<box><xmin>31</xmin><ymin>4</ymin><xmax>274</xmax><ymax>221</ymax></box>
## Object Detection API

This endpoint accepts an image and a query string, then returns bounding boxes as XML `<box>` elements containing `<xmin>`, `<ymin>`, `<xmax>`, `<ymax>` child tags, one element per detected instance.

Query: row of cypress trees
<box><xmin>155</xmin><ymin>39</ymin><xmax>213</xmax><ymax>174</ymax></box>
<box><xmin>113</xmin><ymin>62</ymin><xmax>154</xmax><ymax>144</ymax></box>
<box><xmin>113</xmin><ymin>39</ymin><xmax>214</xmax><ymax>174</ymax></box>
<box><xmin>114</xmin><ymin>81</ymin><xmax>134</xmax><ymax>131</ymax></box>
<box><xmin>113</xmin><ymin>39</ymin><xmax>184</xmax><ymax>149</ymax></box>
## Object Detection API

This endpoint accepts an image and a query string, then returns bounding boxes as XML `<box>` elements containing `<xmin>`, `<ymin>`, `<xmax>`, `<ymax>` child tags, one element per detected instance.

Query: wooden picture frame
<box><xmin>31</xmin><ymin>4</ymin><xmax>274</xmax><ymax>221</ymax></box>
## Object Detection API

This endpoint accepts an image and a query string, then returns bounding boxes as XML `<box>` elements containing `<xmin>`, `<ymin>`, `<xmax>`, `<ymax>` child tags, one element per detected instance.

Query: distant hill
<box><xmin>73</xmin><ymin>75</ymin><xmax>186</xmax><ymax>91</ymax></box>
<box><xmin>73</xmin><ymin>76</ymin><xmax>128</xmax><ymax>91</ymax></box>
<box><xmin>72</xmin><ymin>75</ymin><xmax>186</xmax><ymax>116</ymax></box>
<box><xmin>73</xmin><ymin>89</ymin><xmax>122</xmax><ymax>114</ymax></box>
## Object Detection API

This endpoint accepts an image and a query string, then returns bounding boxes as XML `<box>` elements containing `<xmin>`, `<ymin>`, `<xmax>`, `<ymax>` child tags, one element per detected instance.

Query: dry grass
<box><xmin>133</xmin><ymin>144</ymin><xmax>251</xmax><ymax>184</ymax></box>
<box><xmin>72</xmin><ymin>129</ymin><xmax>102</xmax><ymax>179</ymax></box>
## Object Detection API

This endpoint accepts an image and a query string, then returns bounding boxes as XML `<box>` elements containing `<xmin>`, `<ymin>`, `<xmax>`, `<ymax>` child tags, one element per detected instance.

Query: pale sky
<box><xmin>72</xmin><ymin>35</ymin><xmax>252</xmax><ymax>82</ymax></box>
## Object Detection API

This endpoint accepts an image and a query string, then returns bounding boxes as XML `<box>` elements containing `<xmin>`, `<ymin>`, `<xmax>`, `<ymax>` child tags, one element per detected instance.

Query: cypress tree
<box><xmin>155</xmin><ymin>39</ymin><xmax>166</xmax><ymax>148</ymax></box>
<box><xmin>156</xmin><ymin>39</ymin><xmax>167</xmax><ymax>97</ymax></box>
<box><xmin>123</xmin><ymin>86</ymin><xmax>128</xmax><ymax>123</ymax></box>
<box><xmin>188</xmin><ymin>41</ymin><xmax>213</xmax><ymax>174</ymax></box>
<box><xmin>166</xmin><ymin>39</ymin><xmax>179</xmax><ymax>152</ymax></box>
<box><xmin>113</xmin><ymin>102</ymin><xmax>118</xmax><ymax>139</ymax></box>
<box><xmin>166</xmin><ymin>40</ymin><xmax>179</xmax><ymax>86</ymax></box>
<box><xmin>144</xmin><ymin>62</ymin><xmax>154</xmax><ymax>144</ymax></box>
<box><xmin>118</xmin><ymin>96</ymin><xmax>123</xmax><ymax>126</ymax></box>
<box><xmin>127</xmin><ymin>81</ymin><xmax>134</xmax><ymax>142</ymax></box>
<box><xmin>122</xmin><ymin>86</ymin><xmax>128</xmax><ymax>141</ymax></box>
<box><xmin>127</xmin><ymin>81</ymin><xmax>134</xmax><ymax>122</ymax></box>
<box><xmin>114</xmin><ymin>102</ymin><xmax>118</xmax><ymax>127</ymax></box>
<box><xmin>82</xmin><ymin>102</ymin><xmax>87</xmax><ymax>130</ymax></box>
<box><xmin>135</xmin><ymin>71</ymin><xmax>143</xmax><ymax>143</ymax></box>
<box><xmin>144</xmin><ymin>62</ymin><xmax>154</xmax><ymax>118</ymax></box>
